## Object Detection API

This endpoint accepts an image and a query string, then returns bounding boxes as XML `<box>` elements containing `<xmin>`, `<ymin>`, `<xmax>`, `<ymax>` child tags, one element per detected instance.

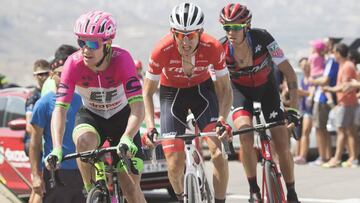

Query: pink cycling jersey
<box><xmin>56</xmin><ymin>46</ymin><xmax>143</xmax><ymax>119</ymax></box>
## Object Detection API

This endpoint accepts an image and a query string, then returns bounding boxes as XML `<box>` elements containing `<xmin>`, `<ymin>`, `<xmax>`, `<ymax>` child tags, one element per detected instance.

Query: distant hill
<box><xmin>1</xmin><ymin>0</ymin><xmax>359</xmax><ymax>86</ymax></box>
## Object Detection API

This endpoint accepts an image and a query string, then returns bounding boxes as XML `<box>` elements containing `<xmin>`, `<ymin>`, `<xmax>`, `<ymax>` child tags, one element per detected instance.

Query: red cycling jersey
<box><xmin>146</xmin><ymin>32</ymin><xmax>228</xmax><ymax>88</ymax></box>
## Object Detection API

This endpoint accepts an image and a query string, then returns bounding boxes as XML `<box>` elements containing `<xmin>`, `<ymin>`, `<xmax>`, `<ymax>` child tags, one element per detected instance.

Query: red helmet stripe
<box><xmin>230</xmin><ymin>3</ymin><xmax>241</xmax><ymax>19</ymax></box>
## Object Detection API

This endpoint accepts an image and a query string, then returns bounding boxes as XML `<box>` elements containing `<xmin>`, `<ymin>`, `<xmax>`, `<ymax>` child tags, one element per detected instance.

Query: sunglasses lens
<box><xmin>77</xmin><ymin>39</ymin><xmax>100</xmax><ymax>50</ymax></box>
<box><xmin>174</xmin><ymin>31</ymin><xmax>198</xmax><ymax>40</ymax></box>
<box><xmin>223</xmin><ymin>26</ymin><xmax>231</xmax><ymax>31</ymax></box>
<box><xmin>223</xmin><ymin>24</ymin><xmax>246</xmax><ymax>31</ymax></box>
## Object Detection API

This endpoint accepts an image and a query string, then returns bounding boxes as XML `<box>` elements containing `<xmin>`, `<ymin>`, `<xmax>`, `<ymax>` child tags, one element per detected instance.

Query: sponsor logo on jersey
<box><xmin>125</xmin><ymin>76</ymin><xmax>142</xmax><ymax>94</ymax></box>
<box><xmin>163</xmin><ymin>44</ymin><xmax>174</xmax><ymax>52</ymax></box>
<box><xmin>149</xmin><ymin>58</ymin><xmax>160</xmax><ymax>68</ymax></box>
<box><xmin>255</xmin><ymin>44</ymin><xmax>262</xmax><ymax>53</ymax></box>
<box><xmin>90</xmin><ymin>89</ymin><xmax>118</xmax><ymax>102</ymax></box>
<box><xmin>267</xmin><ymin>41</ymin><xmax>284</xmax><ymax>58</ymax></box>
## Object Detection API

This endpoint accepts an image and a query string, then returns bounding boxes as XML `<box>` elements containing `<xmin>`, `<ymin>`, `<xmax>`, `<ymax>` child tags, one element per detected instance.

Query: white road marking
<box><xmin>227</xmin><ymin>194</ymin><xmax>360</xmax><ymax>203</ymax></box>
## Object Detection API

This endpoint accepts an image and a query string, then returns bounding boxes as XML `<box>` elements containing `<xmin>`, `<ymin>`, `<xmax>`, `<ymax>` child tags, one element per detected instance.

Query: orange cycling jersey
<box><xmin>146</xmin><ymin>32</ymin><xmax>228</xmax><ymax>88</ymax></box>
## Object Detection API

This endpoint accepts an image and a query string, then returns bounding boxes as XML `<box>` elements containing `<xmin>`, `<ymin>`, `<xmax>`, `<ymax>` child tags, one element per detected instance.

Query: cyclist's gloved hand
<box><xmin>286</xmin><ymin>107</ymin><xmax>302</xmax><ymax>127</ymax></box>
<box><xmin>118</xmin><ymin>135</ymin><xmax>138</xmax><ymax>157</ymax></box>
<box><xmin>45</xmin><ymin>148</ymin><xmax>62</xmax><ymax>170</ymax></box>
<box><xmin>216</xmin><ymin>120</ymin><xmax>232</xmax><ymax>141</ymax></box>
<box><xmin>141</xmin><ymin>128</ymin><xmax>158</xmax><ymax>149</ymax></box>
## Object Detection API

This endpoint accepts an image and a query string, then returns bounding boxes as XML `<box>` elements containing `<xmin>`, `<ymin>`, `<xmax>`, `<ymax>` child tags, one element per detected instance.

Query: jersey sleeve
<box><xmin>55</xmin><ymin>56</ymin><xmax>77</xmax><ymax>109</ymax></box>
<box><xmin>119</xmin><ymin>51</ymin><xmax>143</xmax><ymax>104</ymax></box>
<box><xmin>212</xmin><ymin>40</ymin><xmax>229</xmax><ymax>78</ymax></box>
<box><xmin>263</xmin><ymin>30</ymin><xmax>287</xmax><ymax>65</ymax></box>
<box><xmin>146</xmin><ymin>42</ymin><xmax>165</xmax><ymax>81</ymax></box>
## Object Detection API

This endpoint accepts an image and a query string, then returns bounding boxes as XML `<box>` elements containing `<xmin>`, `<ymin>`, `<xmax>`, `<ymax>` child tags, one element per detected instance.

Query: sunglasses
<box><xmin>172</xmin><ymin>30</ymin><xmax>200</xmax><ymax>40</ymax></box>
<box><xmin>223</xmin><ymin>24</ymin><xmax>247</xmax><ymax>32</ymax></box>
<box><xmin>34</xmin><ymin>72</ymin><xmax>49</xmax><ymax>77</ymax></box>
<box><xmin>77</xmin><ymin>39</ymin><xmax>104</xmax><ymax>50</ymax></box>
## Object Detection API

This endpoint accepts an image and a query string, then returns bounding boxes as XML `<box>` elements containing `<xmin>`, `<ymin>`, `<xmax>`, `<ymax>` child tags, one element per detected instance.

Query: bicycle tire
<box><xmin>185</xmin><ymin>174</ymin><xmax>198</xmax><ymax>203</ymax></box>
<box><xmin>86</xmin><ymin>187</ymin><xmax>110</xmax><ymax>203</ymax></box>
<box><xmin>264</xmin><ymin>161</ymin><xmax>283</xmax><ymax>203</ymax></box>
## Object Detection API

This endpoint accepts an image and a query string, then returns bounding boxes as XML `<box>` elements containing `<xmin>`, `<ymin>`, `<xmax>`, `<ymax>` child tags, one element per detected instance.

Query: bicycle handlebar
<box><xmin>48</xmin><ymin>144</ymin><xmax>135</xmax><ymax>189</ymax></box>
<box><xmin>232</xmin><ymin>120</ymin><xmax>286</xmax><ymax>136</ymax></box>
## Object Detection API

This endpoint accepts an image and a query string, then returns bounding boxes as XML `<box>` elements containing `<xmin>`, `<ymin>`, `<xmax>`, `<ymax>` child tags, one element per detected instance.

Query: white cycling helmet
<box><xmin>169</xmin><ymin>2</ymin><xmax>204</xmax><ymax>32</ymax></box>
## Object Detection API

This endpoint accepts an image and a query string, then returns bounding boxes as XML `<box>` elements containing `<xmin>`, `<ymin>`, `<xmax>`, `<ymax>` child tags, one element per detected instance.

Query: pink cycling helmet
<box><xmin>74</xmin><ymin>10</ymin><xmax>116</xmax><ymax>39</ymax></box>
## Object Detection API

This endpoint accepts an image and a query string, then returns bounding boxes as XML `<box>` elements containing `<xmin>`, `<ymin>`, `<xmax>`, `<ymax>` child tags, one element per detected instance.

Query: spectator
<box><xmin>25</xmin><ymin>59</ymin><xmax>51</xmax><ymax>203</ymax></box>
<box><xmin>322</xmin><ymin>43</ymin><xmax>358</xmax><ymax>168</ymax></box>
<box><xmin>29</xmin><ymin>64</ymin><xmax>85</xmax><ymax>202</ymax></box>
<box><xmin>309</xmin><ymin>39</ymin><xmax>326</xmax><ymax>78</ymax></box>
<box><xmin>294</xmin><ymin>57</ymin><xmax>313</xmax><ymax>164</ymax></box>
<box><xmin>41</xmin><ymin>44</ymin><xmax>78</xmax><ymax>96</ymax></box>
<box><xmin>308</xmin><ymin>40</ymin><xmax>339</xmax><ymax>166</ymax></box>
<box><xmin>134</xmin><ymin>59</ymin><xmax>143</xmax><ymax>80</ymax></box>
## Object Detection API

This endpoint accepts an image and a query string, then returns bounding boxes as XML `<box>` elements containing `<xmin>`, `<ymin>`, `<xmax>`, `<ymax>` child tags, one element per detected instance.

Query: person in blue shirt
<box><xmin>308</xmin><ymin>52</ymin><xmax>339</xmax><ymax>166</ymax></box>
<box><xmin>29</xmin><ymin>63</ymin><xmax>84</xmax><ymax>203</ymax></box>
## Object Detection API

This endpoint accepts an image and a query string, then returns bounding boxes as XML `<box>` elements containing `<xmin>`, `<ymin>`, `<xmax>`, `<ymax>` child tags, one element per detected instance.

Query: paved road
<box><xmin>144</xmin><ymin>161</ymin><xmax>360</xmax><ymax>203</ymax></box>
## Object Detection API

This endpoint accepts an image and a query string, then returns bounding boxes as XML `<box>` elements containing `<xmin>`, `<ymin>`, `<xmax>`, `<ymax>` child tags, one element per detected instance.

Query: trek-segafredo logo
<box><xmin>0</xmin><ymin>146</ymin><xmax>30</xmax><ymax>168</ymax></box>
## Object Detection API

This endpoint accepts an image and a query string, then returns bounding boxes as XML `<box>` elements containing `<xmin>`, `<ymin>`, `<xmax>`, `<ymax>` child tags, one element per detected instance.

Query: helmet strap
<box><xmin>95</xmin><ymin>43</ymin><xmax>112</xmax><ymax>68</ymax></box>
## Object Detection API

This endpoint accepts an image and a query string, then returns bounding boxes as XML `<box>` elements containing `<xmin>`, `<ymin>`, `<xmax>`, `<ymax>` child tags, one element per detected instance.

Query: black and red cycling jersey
<box><xmin>221</xmin><ymin>28</ymin><xmax>287</xmax><ymax>87</ymax></box>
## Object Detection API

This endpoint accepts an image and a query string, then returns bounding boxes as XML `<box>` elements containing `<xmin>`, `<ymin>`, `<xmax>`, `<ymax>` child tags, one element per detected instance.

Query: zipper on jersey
<box><xmin>97</xmin><ymin>72</ymin><xmax>108</xmax><ymax>112</ymax></box>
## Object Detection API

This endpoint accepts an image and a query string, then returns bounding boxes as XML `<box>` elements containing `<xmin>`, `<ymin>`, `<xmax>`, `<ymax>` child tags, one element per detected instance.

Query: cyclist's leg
<box><xmin>194</xmin><ymin>79</ymin><xmax>228</xmax><ymax>201</ymax></box>
<box><xmin>159</xmin><ymin>85</ymin><xmax>188</xmax><ymax>201</ymax></box>
<box><xmin>72</xmin><ymin>107</ymin><xmax>102</xmax><ymax>192</ymax></box>
<box><xmin>231</xmin><ymin>83</ymin><xmax>260</xmax><ymax>197</ymax></box>
<box><xmin>104</xmin><ymin>106</ymin><xmax>146</xmax><ymax>203</ymax></box>
<box><xmin>261</xmin><ymin>80</ymin><xmax>298</xmax><ymax>201</ymax></box>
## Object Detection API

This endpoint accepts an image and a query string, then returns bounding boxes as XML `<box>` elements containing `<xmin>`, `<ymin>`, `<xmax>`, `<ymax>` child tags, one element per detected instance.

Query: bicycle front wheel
<box><xmin>86</xmin><ymin>187</ymin><xmax>110</xmax><ymax>203</ymax></box>
<box><xmin>264</xmin><ymin>161</ymin><xmax>284</xmax><ymax>203</ymax></box>
<box><xmin>185</xmin><ymin>174</ymin><xmax>198</xmax><ymax>203</ymax></box>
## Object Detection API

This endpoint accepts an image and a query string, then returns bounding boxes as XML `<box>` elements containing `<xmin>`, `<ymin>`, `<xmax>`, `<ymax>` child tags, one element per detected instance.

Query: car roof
<box><xmin>0</xmin><ymin>87</ymin><xmax>32</xmax><ymax>99</ymax></box>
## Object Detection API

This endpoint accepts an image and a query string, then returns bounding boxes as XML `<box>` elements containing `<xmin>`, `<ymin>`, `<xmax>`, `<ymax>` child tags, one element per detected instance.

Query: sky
<box><xmin>1</xmin><ymin>0</ymin><xmax>360</xmax><ymax>86</ymax></box>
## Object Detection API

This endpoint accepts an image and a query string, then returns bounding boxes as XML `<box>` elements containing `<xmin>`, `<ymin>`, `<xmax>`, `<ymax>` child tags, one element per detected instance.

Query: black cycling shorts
<box><xmin>231</xmin><ymin>73</ymin><xmax>285</xmax><ymax>123</ymax></box>
<box><xmin>75</xmin><ymin>105</ymin><xmax>144</xmax><ymax>164</ymax></box>
<box><xmin>159</xmin><ymin>78</ymin><xmax>219</xmax><ymax>136</ymax></box>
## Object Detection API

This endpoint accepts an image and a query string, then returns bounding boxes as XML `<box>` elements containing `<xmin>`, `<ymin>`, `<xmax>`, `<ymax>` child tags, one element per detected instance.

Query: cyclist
<box><xmin>219</xmin><ymin>3</ymin><xmax>300</xmax><ymax>203</ymax></box>
<box><xmin>47</xmin><ymin>10</ymin><xmax>146</xmax><ymax>203</ymax></box>
<box><xmin>143</xmin><ymin>3</ymin><xmax>233</xmax><ymax>203</ymax></box>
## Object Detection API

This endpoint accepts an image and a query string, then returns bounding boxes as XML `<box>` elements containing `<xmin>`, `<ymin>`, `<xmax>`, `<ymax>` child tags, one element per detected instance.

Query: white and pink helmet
<box><xmin>74</xmin><ymin>10</ymin><xmax>117</xmax><ymax>40</ymax></box>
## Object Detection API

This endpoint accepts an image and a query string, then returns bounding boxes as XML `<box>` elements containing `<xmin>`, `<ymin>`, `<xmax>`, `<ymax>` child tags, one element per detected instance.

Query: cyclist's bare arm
<box><xmin>278</xmin><ymin>60</ymin><xmax>298</xmax><ymax>108</ymax></box>
<box><xmin>51</xmin><ymin>106</ymin><xmax>68</xmax><ymax>149</ymax></box>
<box><xmin>214</xmin><ymin>73</ymin><xmax>233</xmax><ymax>122</ymax></box>
<box><xmin>29</xmin><ymin>124</ymin><xmax>44</xmax><ymax>195</ymax></box>
<box><xmin>124</xmin><ymin>100</ymin><xmax>145</xmax><ymax>139</ymax></box>
<box><xmin>143</xmin><ymin>78</ymin><xmax>159</xmax><ymax>129</ymax></box>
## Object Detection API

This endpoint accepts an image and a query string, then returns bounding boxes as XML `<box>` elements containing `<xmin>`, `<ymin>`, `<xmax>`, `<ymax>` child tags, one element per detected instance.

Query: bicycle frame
<box><xmin>233</xmin><ymin>108</ymin><xmax>287</xmax><ymax>203</ymax></box>
<box><xmin>183</xmin><ymin>138</ymin><xmax>212</xmax><ymax>203</ymax></box>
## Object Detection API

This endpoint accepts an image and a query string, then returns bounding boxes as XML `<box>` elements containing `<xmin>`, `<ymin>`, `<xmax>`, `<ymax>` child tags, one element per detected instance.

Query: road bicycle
<box><xmin>47</xmin><ymin>144</ymin><xmax>136</xmax><ymax>203</ymax></box>
<box><xmin>151</xmin><ymin>110</ymin><xmax>231</xmax><ymax>203</ymax></box>
<box><xmin>232</xmin><ymin>107</ymin><xmax>289</xmax><ymax>203</ymax></box>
